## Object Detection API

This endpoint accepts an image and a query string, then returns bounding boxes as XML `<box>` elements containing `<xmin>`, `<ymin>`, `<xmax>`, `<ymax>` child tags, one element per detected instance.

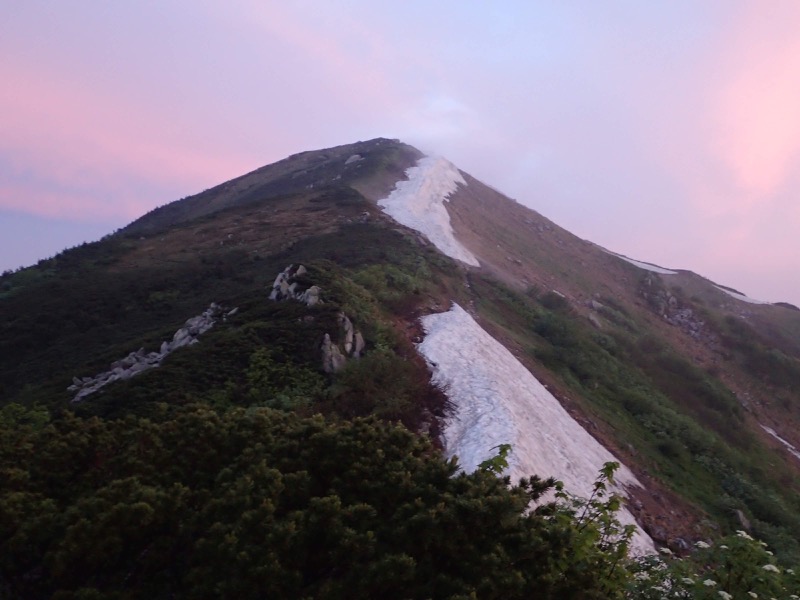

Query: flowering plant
<box><xmin>627</xmin><ymin>530</ymin><xmax>800</xmax><ymax>598</ymax></box>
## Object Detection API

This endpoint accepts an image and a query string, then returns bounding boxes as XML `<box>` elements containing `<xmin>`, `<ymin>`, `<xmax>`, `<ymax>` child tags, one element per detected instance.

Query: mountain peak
<box><xmin>4</xmin><ymin>137</ymin><xmax>800</xmax><ymax>593</ymax></box>
<box><xmin>122</xmin><ymin>137</ymin><xmax>421</xmax><ymax>236</ymax></box>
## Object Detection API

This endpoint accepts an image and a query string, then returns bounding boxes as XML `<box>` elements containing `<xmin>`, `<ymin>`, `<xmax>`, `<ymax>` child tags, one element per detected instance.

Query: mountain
<box><xmin>2</xmin><ymin>138</ymin><xmax>800</xmax><ymax>597</ymax></box>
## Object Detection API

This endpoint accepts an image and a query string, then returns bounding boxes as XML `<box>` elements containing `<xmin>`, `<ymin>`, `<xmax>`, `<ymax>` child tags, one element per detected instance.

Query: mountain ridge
<box><xmin>3</xmin><ymin>137</ymin><xmax>800</xmax><ymax>592</ymax></box>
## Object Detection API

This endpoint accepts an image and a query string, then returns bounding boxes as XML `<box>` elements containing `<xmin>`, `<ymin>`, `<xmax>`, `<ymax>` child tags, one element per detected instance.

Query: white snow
<box><xmin>417</xmin><ymin>303</ymin><xmax>655</xmax><ymax>554</ymax></box>
<box><xmin>378</xmin><ymin>156</ymin><xmax>480</xmax><ymax>266</ymax></box>
<box><xmin>761</xmin><ymin>425</ymin><xmax>800</xmax><ymax>461</ymax></box>
<box><xmin>605</xmin><ymin>250</ymin><xmax>677</xmax><ymax>275</ymax></box>
<box><xmin>715</xmin><ymin>286</ymin><xmax>771</xmax><ymax>305</ymax></box>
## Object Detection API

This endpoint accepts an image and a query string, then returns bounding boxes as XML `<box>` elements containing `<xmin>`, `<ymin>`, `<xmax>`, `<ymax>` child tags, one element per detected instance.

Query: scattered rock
<box><xmin>639</xmin><ymin>273</ymin><xmax>717</xmax><ymax>346</ymax></box>
<box><xmin>646</xmin><ymin>525</ymin><xmax>669</xmax><ymax>543</ymax></box>
<box><xmin>589</xmin><ymin>299</ymin><xmax>605</xmax><ymax>311</ymax></box>
<box><xmin>669</xmin><ymin>537</ymin><xmax>691</xmax><ymax>553</ymax></box>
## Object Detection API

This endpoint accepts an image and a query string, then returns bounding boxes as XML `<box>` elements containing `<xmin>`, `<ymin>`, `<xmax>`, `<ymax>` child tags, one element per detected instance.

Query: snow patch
<box><xmin>715</xmin><ymin>286</ymin><xmax>771</xmax><ymax>305</ymax></box>
<box><xmin>761</xmin><ymin>425</ymin><xmax>800</xmax><ymax>460</ymax></box>
<box><xmin>417</xmin><ymin>303</ymin><xmax>655</xmax><ymax>554</ymax></box>
<box><xmin>378</xmin><ymin>156</ymin><xmax>479</xmax><ymax>266</ymax></box>
<box><xmin>605</xmin><ymin>250</ymin><xmax>677</xmax><ymax>274</ymax></box>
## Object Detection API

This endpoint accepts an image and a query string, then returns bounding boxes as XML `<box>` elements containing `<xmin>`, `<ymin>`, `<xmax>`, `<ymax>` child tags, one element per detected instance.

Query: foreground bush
<box><xmin>4</xmin><ymin>402</ymin><xmax>796</xmax><ymax>598</ymax></box>
<box><xmin>1</xmin><ymin>404</ymin><xmax>629</xmax><ymax>599</ymax></box>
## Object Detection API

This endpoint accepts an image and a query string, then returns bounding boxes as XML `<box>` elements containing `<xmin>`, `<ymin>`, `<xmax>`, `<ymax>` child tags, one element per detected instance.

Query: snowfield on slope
<box><xmin>418</xmin><ymin>303</ymin><xmax>655</xmax><ymax>554</ymax></box>
<box><xmin>605</xmin><ymin>250</ymin><xmax>677</xmax><ymax>275</ymax></box>
<box><xmin>761</xmin><ymin>425</ymin><xmax>800</xmax><ymax>461</ymax></box>
<box><xmin>378</xmin><ymin>156</ymin><xmax>480</xmax><ymax>266</ymax></box>
<box><xmin>715</xmin><ymin>285</ymin><xmax>771</xmax><ymax>305</ymax></box>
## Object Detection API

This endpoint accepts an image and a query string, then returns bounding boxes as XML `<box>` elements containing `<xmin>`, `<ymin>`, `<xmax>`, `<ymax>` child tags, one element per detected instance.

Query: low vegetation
<box><xmin>471</xmin><ymin>275</ymin><xmax>800</xmax><ymax>563</ymax></box>
<box><xmin>2</xmin><ymin>403</ymin><xmax>798</xmax><ymax>599</ymax></box>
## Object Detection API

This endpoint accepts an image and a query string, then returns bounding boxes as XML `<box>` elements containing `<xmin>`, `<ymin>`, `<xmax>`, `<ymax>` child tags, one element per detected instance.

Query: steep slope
<box><xmin>363</xmin><ymin>147</ymin><xmax>800</xmax><ymax>557</ymax></box>
<box><xmin>3</xmin><ymin>137</ymin><xmax>800</xmax><ymax>564</ymax></box>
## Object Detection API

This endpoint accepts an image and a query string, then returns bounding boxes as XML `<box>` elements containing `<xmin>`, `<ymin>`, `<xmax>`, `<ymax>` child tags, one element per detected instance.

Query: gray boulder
<box><xmin>353</xmin><ymin>332</ymin><xmax>365</xmax><ymax>358</ymax></box>
<box><xmin>322</xmin><ymin>333</ymin><xmax>348</xmax><ymax>373</ymax></box>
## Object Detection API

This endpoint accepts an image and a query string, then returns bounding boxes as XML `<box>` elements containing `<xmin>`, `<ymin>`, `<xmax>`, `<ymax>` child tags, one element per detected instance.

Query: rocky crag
<box><xmin>69</xmin><ymin>303</ymin><xmax>233</xmax><ymax>401</ymax></box>
<box><xmin>268</xmin><ymin>264</ymin><xmax>365</xmax><ymax>372</ymax></box>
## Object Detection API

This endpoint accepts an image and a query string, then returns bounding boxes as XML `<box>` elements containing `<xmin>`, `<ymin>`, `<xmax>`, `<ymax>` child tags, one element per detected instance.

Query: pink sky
<box><xmin>1</xmin><ymin>2</ymin><xmax>799</xmax><ymax>305</ymax></box>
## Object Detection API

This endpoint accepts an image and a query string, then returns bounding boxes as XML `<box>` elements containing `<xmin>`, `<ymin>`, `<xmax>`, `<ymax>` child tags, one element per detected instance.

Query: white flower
<box><xmin>747</xmin><ymin>593</ymin><xmax>758</xmax><ymax>599</ymax></box>
<box><xmin>736</xmin><ymin>530</ymin><xmax>754</xmax><ymax>540</ymax></box>
<box><xmin>681</xmin><ymin>577</ymin><xmax>695</xmax><ymax>585</ymax></box>
<box><xmin>703</xmin><ymin>579</ymin><xmax>717</xmax><ymax>587</ymax></box>
<box><xmin>695</xmin><ymin>541</ymin><xmax>711</xmax><ymax>549</ymax></box>
<box><xmin>765</xmin><ymin>550</ymin><xmax>773</xmax><ymax>555</ymax></box>
<box><xmin>762</xmin><ymin>564</ymin><xmax>780</xmax><ymax>573</ymax></box>
<box><xmin>718</xmin><ymin>592</ymin><xmax>733</xmax><ymax>600</ymax></box>
<box><xmin>634</xmin><ymin>571</ymin><xmax>650</xmax><ymax>581</ymax></box>
<box><xmin>658</xmin><ymin>547</ymin><xmax>673</xmax><ymax>555</ymax></box>
<box><xmin>787</xmin><ymin>568</ymin><xmax>795</xmax><ymax>574</ymax></box>
<box><xmin>719</xmin><ymin>545</ymin><xmax>729</xmax><ymax>550</ymax></box>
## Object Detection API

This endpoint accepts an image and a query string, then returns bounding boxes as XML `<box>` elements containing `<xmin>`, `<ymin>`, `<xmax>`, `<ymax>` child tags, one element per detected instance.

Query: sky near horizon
<box><xmin>2</xmin><ymin>2</ymin><xmax>800</xmax><ymax>305</ymax></box>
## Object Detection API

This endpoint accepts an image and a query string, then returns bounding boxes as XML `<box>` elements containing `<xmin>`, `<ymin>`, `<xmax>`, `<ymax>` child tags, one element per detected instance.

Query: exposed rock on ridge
<box><xmin>321</xmin><ymin>312</ymin><xmax>366</xmax><ymax>373</ymax></box>
<box><xmin>68</xmin><ymin>303</ymin><xmax>232</xmax><ymax>401</ymax></box>
<box><xmin>269</xmin><ymin>264</ymin><xmax>322</xmax><ymax>306</ymax></box>
<box><xmin>268</xmin><ymin>264</ymin><xmax>365</xmax><ymax>372</ymax></box>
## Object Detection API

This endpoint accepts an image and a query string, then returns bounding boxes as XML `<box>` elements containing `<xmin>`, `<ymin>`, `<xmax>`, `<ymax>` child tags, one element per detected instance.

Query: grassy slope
<box><xmin>468</xmin><ymin>272</ymin><xmax>800</xmax><ymax>561</ymax></box>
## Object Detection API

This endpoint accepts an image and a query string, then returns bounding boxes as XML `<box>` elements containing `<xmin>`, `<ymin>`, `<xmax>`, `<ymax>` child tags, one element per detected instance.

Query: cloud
<box><xmin>0</xmin><ymin>2</ymin><xmax>798</xmax><ymax>303</ymax></box>
<box><xmin>0</xmin><ymin>60</ymin><xmax>257</xmax><ymax>220</ymax></box>
<box><xmin>712</xmin><ymin>3</ymin><xmax>800</xmax><ymax>199</ymax></box>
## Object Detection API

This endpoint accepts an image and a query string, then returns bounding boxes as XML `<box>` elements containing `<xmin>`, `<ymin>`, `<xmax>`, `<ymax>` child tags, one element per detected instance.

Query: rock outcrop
<box><xmin>68</xmin><ymin>303</ymin><xmax>234</xmax><ymax>402</ymax></box>
<box><xmin>321</xmin><ymin>333</ymin><xmax>348</xmax><ymax>373</ymax></box>
<box><xmin>638</xmin><ymin>273</ymin><xmax>714</xmax><ymax>342</ymax></box>
<box><xmin>268</xmin><ymin>264</ymin><xmax>322</xmax><ymax>306</ymax></box>
<box><xmin>321</xmin><ymin>312</ymin><xmax>366</xmax><ymax>373</ymax></box>
<box><xmin>268</xmin><ymin>265</ymin><xmax>366</xmax><ymax>373</ymax></box>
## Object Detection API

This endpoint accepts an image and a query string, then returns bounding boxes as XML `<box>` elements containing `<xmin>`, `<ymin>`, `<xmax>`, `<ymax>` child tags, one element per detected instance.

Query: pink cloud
<box><xmin>238</xmin><ymin>4</ymin><xmax>407</xmax><ymax>115</ymax></box>
<box><xmin>712</xmin><ymin>4</ymin><xmax>800</xmax><ymax>198</ymax></box>
<box><xmin>0</xmin><ymin>61</ymin><xmax>258</xmax><ymax>221</ymax></box>
<box><xmin>0</xmin><ymin>181</ymin><xmax>137</xmax><ymax>222</ymax></box>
